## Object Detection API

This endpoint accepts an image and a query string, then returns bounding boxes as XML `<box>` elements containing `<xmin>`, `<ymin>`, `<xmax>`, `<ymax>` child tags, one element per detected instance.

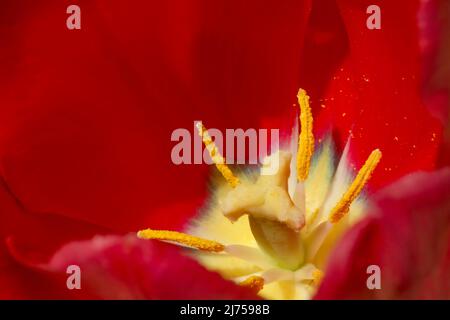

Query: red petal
<box><xmin>0</xmin><ymin>0</ymin><xmax>312</xmax><ymax>233</ymax></box>
<box><xmin>0</xmin><ymin>241</ymin><xmax>90</xmax><ymax>299</ymax></box>
<box><xmin>0</xmin><ymin>177</ymin><xmax>113</xmax><ymax>263</ymax></box>
<box><xmin>420</xmin><ymin>0</ymin><xmax>450</xmax><ymax>124</ymax></box>
<box><xmin>301</xmin><ymin>0</ymin><xmax>443</xmax><ymax>188</ymax></box>
<box><xmin>315</xmin><ymin>168</ymin><xmax>450</xmax><ymax>299</ymax></box>
<box><xmin>39</xmin><ymin>235</ymin><xmax>260</xmax><ymax>299</ymax></box>
<box><xmin>419</xmin><ymin>0</ymin><xmax>450</xmax><ymax>166</ymax></box>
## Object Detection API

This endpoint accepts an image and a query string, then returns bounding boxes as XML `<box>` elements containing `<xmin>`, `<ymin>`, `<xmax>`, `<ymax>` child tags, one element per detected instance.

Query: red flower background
<box><xmin>0</xmin><ymin>0</ymin><xmax>449</xmax><ymax>299</ymax></box>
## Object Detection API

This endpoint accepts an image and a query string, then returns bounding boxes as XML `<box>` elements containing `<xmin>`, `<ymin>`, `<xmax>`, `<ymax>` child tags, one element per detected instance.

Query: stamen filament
<box><xmin>239</xmin><ymin>275</ymin><xmax>265</xmax><ymax>293</ymax></box>
<box><xmin>297</xmin><ymin>89</ymin><xmax>314</xmax><ymax>182</ymax></box>
<box><xmin>196</xmin><ymin>122</ymin><xmax>240</xmax><ymax>188</ymax></box>
<box><xmin>137</xmin><ymin>229</ymin><xmax>225</xmax><ymax>252</ymax></box>
<box><xmin>329</xmin><ymin>149</ymin><xmax>382</xmax><ymax>223</ymax></box>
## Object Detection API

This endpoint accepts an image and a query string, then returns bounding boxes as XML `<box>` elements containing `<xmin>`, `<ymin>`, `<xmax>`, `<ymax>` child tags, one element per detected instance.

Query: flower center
<box><xmin>137</xmin><ymin>89</ymin><xmax>382</xmax><ymax>299</ymax></box>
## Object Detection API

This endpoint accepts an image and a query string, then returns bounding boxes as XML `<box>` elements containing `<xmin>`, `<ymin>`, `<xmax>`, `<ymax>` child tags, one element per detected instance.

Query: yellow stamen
<box><xmin>196</xmin><ymin>122</ymin><xmax>240</xmax><ymax>188</ymax></box>
<box><xmin>297</xmin><ymin>89</ymin><xmax>314</xmax><ymax>181</ymax></box>
<box><xmin>137</xmin><ymin>229</ymin><xmax>225</xmax><ymax>252</ymax></box>
<box><xmin>312</xmin><ymin>269</ymin><xmax>324</xmax><ymax>286</ymax></box>
<box><xmin>329</xmin><ymin>149</ymin><xmax>382</xmax><ymax>223</ymax></box>
<box><xmin>239</xmin><ymin>275</ymin><xmax>265</xmax><ymax>293</ymax></box>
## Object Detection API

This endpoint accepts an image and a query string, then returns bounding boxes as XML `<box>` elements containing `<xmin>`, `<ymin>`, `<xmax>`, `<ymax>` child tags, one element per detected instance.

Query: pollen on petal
<box><xmin>196</xmin><ymin>122</ymin><xmax>240</xmax><ymax>188</ymax></box>
<box><xmin>239</xmin><ymin>275</ymin><xmax>265</xmax><ymax>293</ymax></box>
<box><xmin>137</xmin><ymin>229</ymin><xmax>225</xmax><ymax>252</ymax></box>
<box><xmin>297</xmin><ymin>88</ymin><xmax>314</xmax><ymax>182</ymax></box>
<box><xmin>329</xmin><ymin>149</ymin><xmax>382</xmax><ymax>223</ymax></box>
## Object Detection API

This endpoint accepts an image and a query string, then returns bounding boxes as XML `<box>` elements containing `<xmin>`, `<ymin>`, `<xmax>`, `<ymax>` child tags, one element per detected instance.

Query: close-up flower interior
<box><xmin>0</xmin><ymin>0</ymin><xmax>449</xmax><ymax>303</ymax></box>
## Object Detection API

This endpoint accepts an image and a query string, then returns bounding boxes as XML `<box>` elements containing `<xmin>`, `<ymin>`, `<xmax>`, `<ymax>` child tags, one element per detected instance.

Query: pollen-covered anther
<box><xmin>329</xmin><ymin>149</ymin><xmax>382</xmax><ymax>223</ymax></box>
<box><xmin>196</xmin><ymin>122</ymin><xmax>240</xmax><ymax>188</ymax></box>
<box><xmin>137</xmin><ymin>229</ymin><xmax>225</xmax><ymax>252</ymax></box>
<box><xmin>239</xmin><ymin>275</ymin><xmax>265</xmax><ymax>293</ymax></box>
<box><xmin>312</xmin><ymin>269</ymin><xmax>324</xmax><ymax>285</ymax></box>
<box><xmin>296</xmin><ymin>88</ymin><xmax>314</xmax><ymax>182</ymax></box>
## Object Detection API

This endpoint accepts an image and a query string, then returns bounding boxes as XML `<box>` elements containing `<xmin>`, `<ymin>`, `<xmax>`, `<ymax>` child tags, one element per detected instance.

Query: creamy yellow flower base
<box><xmin>138</xmin><ymin>89</ymin><xmax>381</xmax><ymax>300</ymax></box>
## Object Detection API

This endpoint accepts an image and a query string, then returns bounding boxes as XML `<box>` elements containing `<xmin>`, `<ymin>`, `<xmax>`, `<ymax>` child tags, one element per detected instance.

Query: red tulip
<box><xmin>0</xmin><ymin>0</ymin><xmax>448</xmax><ymax>299</ymax></box>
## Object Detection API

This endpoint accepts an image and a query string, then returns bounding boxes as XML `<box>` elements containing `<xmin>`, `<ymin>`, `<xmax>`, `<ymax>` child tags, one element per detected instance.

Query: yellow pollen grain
<box><xmin>312</xmin><ymin>269</ymin><xmax>324</xmax><ymax>285</ymax></box>
<box><xmin>239</xmin><ymin>275</ymin><xmax>265</xmax><ymax>293</ymax></box>
<box><xmin>137</xmin><ymin>229</ymin><xmax>225</xmax><ymax>252</ymax></box>
<box><xmin>329</xmin><ymin>149</ymin><xmax>382</xmax><ymax>223</ymax></box>
<box><xmin>297</xmin><ymin>89</ymin><xmax>314</xmax><ymax>181</ymax></box>
<box><xmin>196</xmin><ymin>122</ymin><xmax>240</xmax><ymax>188</ymax></box>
